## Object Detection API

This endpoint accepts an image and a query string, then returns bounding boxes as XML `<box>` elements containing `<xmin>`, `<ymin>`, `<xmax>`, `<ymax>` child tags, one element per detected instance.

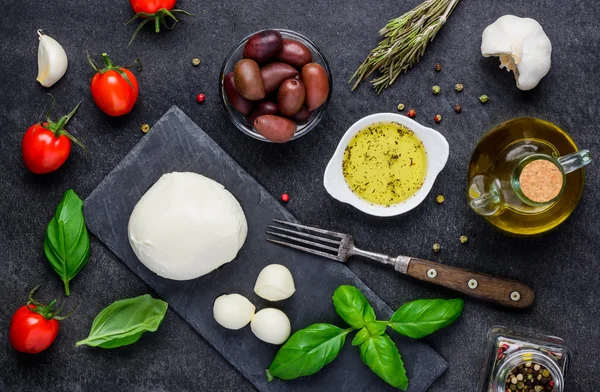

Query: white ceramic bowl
<box><xmin>324</xmin><ymin>113</ymin><xmax>449</xmax><ymax>217</ymax></box>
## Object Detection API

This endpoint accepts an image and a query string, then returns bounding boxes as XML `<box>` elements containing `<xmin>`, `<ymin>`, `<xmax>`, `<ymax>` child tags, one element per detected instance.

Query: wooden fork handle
<box><xmin>406</xmin><ymin>258</ymin><xmax>534</xmax><ymax>309</ymax></box>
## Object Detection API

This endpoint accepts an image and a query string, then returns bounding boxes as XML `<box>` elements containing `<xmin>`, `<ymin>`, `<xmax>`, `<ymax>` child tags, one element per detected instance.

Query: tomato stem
<box><xmin>50</xmin><ymin>102</ymin><xmax>86</xmax><ymax>152</ymax></box>
<box><xmin>24</xmin><ymin>285</ymin><xmax>76</xmax><ymax>320</ymax></box>
<box><xmin>101</xmin><ymin>52</ymin><xmax>113</xmax><ymax>69</ymax></box>
<box><xmin>87</xmin><ymin>52</ymin><xmax>141</xmax><ymax>91</ymax></box>
<box><xmin>126</xmin><ymin>8</ymin><xmax>194</xmax><ymax>46</ymax></box>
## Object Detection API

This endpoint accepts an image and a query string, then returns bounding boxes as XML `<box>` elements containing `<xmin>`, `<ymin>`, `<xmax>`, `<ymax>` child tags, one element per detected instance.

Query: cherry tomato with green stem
<box><xmin>22</xmin><ymin>97</ymin><xmax>84</xmax><ymax>174</ymax></box>
<box><xmin>9</xmin><ymin>286</ymin><xmax>75</xmax><ymax>354</ymax></box>
<box><xmin>88</xmin><ymin>52</ymin><xmax>140</xmax><ymax>117</ymax></box>
<box><xmin>127</xmin><ymin>0</ymin><xmax>193</xmax><ymax>45</ymax></box>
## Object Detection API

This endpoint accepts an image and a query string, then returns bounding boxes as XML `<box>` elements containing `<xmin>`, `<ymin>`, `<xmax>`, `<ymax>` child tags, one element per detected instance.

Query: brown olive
<box><xmin>277</xmin><ymin>78</ymin><xmax>306</xmax><ymax>117</ymax></box>
<box><xmin>292</xmin><ymin>106</ymin><xmax>311</xmax><ymax>124</ymax></box>
<box><xmin>254</xmin><ymin>115</ymin><xmax>296</xmax><ymax>143</ymax></box>
<box><xmin>246</xmin><ymin>101</ymin><xmax>278</xmax><ymax>126</ymax></box>
<box><xmin>301</xmin><ymin>63</ymin><xmax>329</xmax><ymax>111</ymax></box>
<box><xmin>243</xmin><ymin>30</ymin><xmax>283</xmax><ymax>64</ymax></box>
<box><xmin>223</xmin><ymin>72</ymin><xmax>253</xmax><ymax>115</ymax></box>
<box><xmin>234</xmin><ymin>59</ymin><xmax>265</xmax><ymax>101</ymax></box>
<box><xmin>276</xmin><ymin>39</ymin><xmax>313</xmax><ymax>69</ymax></box>
<box><xmin>260</xmin><ymin>63</ymin><xmax>299</xmax><ymax>95</ymax></box>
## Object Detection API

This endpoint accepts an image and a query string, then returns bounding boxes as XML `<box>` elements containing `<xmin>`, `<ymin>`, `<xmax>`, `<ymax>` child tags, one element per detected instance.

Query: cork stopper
<box><xmin>519</xmin><ymin>159</ymin><xmax>563</xmax><ymax>203</ymax></box>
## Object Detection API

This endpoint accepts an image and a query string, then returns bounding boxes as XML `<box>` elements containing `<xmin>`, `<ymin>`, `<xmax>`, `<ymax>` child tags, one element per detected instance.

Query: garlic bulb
<box><xmin>481</xmin><ymin>15</ymin><xmax>552</xmax><ymax>90</ymax></box>
<box><xmin>37</xmin><ymin>30</ymin><xmax>68</xmax><ymax>87</ymax></box>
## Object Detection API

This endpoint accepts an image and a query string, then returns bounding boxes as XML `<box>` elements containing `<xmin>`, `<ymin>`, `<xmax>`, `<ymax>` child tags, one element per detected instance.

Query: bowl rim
<box><xmin>323</xmin><ymin>113</ymin><xmax>449</xmax><ymax>217</ymax></box>
<box><xmin>219</xmin><ymin>28</ymin><xmax>332</xmax><ymax>143</ymax></box>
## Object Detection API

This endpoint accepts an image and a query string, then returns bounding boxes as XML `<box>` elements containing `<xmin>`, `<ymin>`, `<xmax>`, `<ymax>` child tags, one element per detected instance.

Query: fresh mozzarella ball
<box><xmin>251</xmin><ymin>308</ymin><xmax>291</xmax><ymax>345</ymax></box>
<box><xmin>213</xmin><ymin>294</ymin><xmax>256</xmax><ymax>330</ymax></box>
<box><xmin>254</xmin><ymin>264</ymin><xmax>296</xmax><ymax>301</ymax></box>
<box><xmin>128</xmin><ymin>172</ymin><xmax>247</xmax><ymax>280</ymax></box>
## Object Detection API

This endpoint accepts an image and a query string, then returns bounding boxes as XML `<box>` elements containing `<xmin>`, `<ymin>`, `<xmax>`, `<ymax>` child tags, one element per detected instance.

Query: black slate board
<box><xmin>83</xmin><ymin>106</ymin><xmax>447</xmax><ymax>392</ymax></box>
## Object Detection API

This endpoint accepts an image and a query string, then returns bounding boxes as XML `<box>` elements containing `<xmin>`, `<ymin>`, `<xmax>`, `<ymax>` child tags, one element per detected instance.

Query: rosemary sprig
<box><xmin>350</xmin><ymin>0</ymin><xmax>460</xmax><ymax>94</ymax></box>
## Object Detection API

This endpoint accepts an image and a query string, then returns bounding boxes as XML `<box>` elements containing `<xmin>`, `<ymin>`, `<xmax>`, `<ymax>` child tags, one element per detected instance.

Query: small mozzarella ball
<box><xmin>251</xmin><ymin>308</ymin><xmax>291</xmax><ymax>345</ymax></box>
<box><xmin>213</xmin><ymin>294</ymin><xmax>255</xmax><ymax>330</ymax></box>
<box><xmin>254</xmin><ymin>264</ymin><xmax>296</xmax><ymax>301</ymax></box>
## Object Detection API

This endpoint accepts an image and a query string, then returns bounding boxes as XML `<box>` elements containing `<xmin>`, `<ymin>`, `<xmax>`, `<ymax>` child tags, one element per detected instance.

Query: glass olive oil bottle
<box><xmin>467</xmin><ymin>118</ymin><xmax>587</xmax><ymax>235</ymax></box>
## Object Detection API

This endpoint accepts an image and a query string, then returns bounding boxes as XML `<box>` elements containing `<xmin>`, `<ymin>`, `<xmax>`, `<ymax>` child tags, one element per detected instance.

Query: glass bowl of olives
<box><xmin>219</xmin><ymin>29</ymin><xmax>332</xmax><ymax>143</ymax></box>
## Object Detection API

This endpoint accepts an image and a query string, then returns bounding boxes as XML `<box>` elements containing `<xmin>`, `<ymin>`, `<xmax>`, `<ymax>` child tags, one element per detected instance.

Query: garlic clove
<box><xmin>37</xmin><ymin>30</ymin><xmax>68</xmax><ymax>88</ymax></box>
<box><xmin>254</xmin><ymin>264</ymin><xmax>296</xmax><ymax>301</ymax></box>
<box><xmin>213</xmin><ymin>294</ymin><xmax>256</xmax><ymax>330</ymax></box>
<box><xmin>481</xmin><ymin>15</ymin><xmax>552</xmax><ymax>91</ymax></box>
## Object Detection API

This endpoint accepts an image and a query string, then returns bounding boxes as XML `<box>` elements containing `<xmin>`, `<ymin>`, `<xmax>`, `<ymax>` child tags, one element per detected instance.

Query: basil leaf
<box><xmin>44</xmin><ymin>189</ymin><xmax>90</xmax><ymax>296</ymax></box>
<box><xmin>359</xmin><ymin>334</ymin><xmax>408</xmax><ymax>390</ymax></box>
<box><xmin>352</xmin><ymin>327</ymin><xmax>370</xmax><ymax>346</ymax></box>
<box><xmin>266</xmin><ymin>323</ymin><xmax>350</xmax><ymax>381</ymax></box>
<box><xmin>388</xmin><ymin>298</ymin><xmax>464</xmax><ymax>339</ymax></box>
<box><xmin>332</xmin><ymin>285</ymin><xmax>376</xmax><ymax>329</ymax></box>
<box><xmin>76</xmin><ymin>294</ymin><xmax>168</xmax><ymax>348</ymax></box>
<box><xmin>366</xmin><ymin>321</ymin><xmax>387</xmax><ymax>337</ymax></box>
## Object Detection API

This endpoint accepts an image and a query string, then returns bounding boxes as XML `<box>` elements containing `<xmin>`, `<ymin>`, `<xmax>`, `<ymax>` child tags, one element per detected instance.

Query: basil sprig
<box><xmin>76</xmin><ymin>294</ymin><xmax>168</xmax><ymax>349</ymax></box>
<box><xmin>267</xmin><ymin>285</ymin><xmax>464</xmax><ymax>390</ymax></box>
<box><xmin>44</xmin><ymin>189</ymin><xmax>90</xmax><ymax>296</ymax></box>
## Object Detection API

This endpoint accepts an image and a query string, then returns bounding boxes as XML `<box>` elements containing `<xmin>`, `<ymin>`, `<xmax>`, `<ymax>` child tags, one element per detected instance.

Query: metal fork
<box><xmin>266</xmin><ymin>219</ymin><xmax>534</xmax><ymax>309</ymax></box>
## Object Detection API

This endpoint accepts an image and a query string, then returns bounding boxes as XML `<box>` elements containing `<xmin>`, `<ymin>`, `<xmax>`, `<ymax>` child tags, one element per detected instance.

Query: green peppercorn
<box><xmin>479</xmin><ymin>94</ymin><xmax>489</xmax><ymax>103</ymax></box>
<box><xmin>397</xmin><ymin>103</ymin><xmax>405</xmax><ymax>111</ymax></box>
<box><xmin>432</xmin><ymin>85</ymin><xmax>441</xmax><ymax>95</ymax></box>
<box><xmin>455</xmin><ymin>83</ymin><xmax>463</xmax><ymax>92</ymax></box>
<box><xmin>460</xmin><ymin>235</ymin><xmax>468</xmax><ymax>244</ymax></box>
<box><xmin>192</xmin><ymin>58</ymin><xmax>201</xmax><ymax>66</ymax></box>
<box><xmin>432</xmin><ymin>243</ymin><xmax>441</xmax><ymax>253</ymax></box>
<box><xmin>435</xmin><ymin>194</ymin><xmax>445</xmax><ymax>204</ymax></box>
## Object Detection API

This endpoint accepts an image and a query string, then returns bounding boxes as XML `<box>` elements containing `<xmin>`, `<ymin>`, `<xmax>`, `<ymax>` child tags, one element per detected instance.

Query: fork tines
<box><xmin>266</xmin><ymin>219</ymin><xmax>346</xmax><ymax>262</ymax></box>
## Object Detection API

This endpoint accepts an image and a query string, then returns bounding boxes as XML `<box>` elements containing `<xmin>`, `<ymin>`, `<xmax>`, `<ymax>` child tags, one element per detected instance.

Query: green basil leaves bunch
<box><xmin>266</xmin><ymin>285</ymin><xmax>464</xmax><ymax>390</ymax></box>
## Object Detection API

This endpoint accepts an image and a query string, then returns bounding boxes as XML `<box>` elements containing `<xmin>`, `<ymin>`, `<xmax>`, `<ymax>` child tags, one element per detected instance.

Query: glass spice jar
<box><xmin>478</xmin><ymin>326</ymin><xmax>571</xmax><ymax>392</ymax></box>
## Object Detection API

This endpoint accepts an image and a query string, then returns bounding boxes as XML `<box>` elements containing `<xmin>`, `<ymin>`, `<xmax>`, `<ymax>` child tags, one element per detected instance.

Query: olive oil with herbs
<box><xmin>343</xmin><ymin>122</ymin><xmax>427</xmax><ymax>206</ymax></box>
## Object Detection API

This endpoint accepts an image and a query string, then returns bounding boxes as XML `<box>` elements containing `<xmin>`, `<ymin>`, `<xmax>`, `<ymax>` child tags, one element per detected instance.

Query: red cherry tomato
<box><xmin>22</xmin><ymin>124</ymin><xmax>71</xmax><ymax>174</ymax></box>
<box><xmin>8</xmin><ymin>287</ymin><xmax>73</xmax><ymax>354</ymax></box>
<box><xmin>91</xmin><ymin>69</ymin><xmax>139</xmax><ymax>116</ymax></box>
<box><xmin>130</xmin><ymin>0</ymin><xmax>177</xmax><ymax>14</ymax></box>
<box><xmin>89</xmin><ymin>54</ymin><xmax>139</xmax><ymax>117</ymax></box>
<box><xmin>21</xmin><ymin>99</ymin><xmax>83</xmax><ymax>174</ymax></box>
<box><xmin>9</xmin><ymin>305</ymin><xmax>60</xmax><ymax>354</ymax></box>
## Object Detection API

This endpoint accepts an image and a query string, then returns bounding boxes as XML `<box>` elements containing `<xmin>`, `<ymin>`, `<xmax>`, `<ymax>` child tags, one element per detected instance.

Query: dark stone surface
<box><xmin>0</xmin><ymin>0</ymin><xmax>598</xmax><ymax>391</ymax></box>
<box><xmin>83</xmin><ymin>106</ymin><xmax>447</xmax><ymax>392</ymax></box>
